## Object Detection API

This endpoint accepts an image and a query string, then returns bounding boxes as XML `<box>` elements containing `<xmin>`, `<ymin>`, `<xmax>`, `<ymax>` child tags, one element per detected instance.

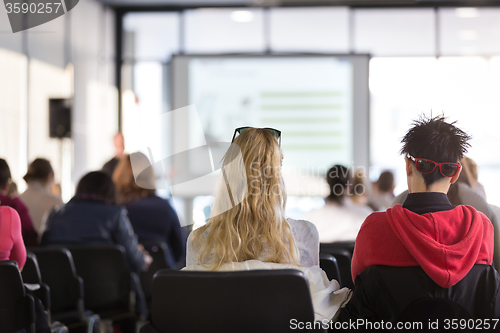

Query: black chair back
<box><xmin>0</xmin><ymin>261</ymin><xmax>36</xmax><ymax>333</ymax></box>
<box><xmin>319</xmin><ymin>253</ymin><xmax>341</xmax><ymax>285</ymax></box>
<box><xmin>398</xmin><ymin>297</ymin><xmax>473</xmax><ymax>331</ymax></box>
<box><xmin>320</xmin><ymin>243</ymin><xmax>354</xmax><ymax>288</ymax></box>
<box><xmin>21</xmin><ymin>252</ymin><xmax>42</xmax><ymax>284</ymax></box>
<box><xmin>67</xmin><ymin>245</ymin><xmax>136</xmax><ymax>319</ymax></box>
<box><xmin>144</xmin><ymin>269</ymin><xmax>315</xmax><ymax>333</ymax></box>
<box><xmin>30</xmin><ymin>247</ymin><xmax>83</xmax><ymax>314</ymax></box>
<box><xmin>22</xmin><ymin>252</ymin><xmax>51</xmax><ymax>314</ymax></box>
<box><xmin>30</xmin><ymin>246</ymin><xmax>102</xmax><ymax>333</ymax></box>
<box><xmin>140</xmin><ymin>242</ymin><xmax>175</xmax><ymax>307</ymax></box>
<box><xmin>341</xmin><ymin>265</ymin><xmax>490</xmax><ymax>330</ymax></box>
<box><xmin>321</xmin><ymin>241</ymin><xmax>355</xmax><ymax>254</ymax></box>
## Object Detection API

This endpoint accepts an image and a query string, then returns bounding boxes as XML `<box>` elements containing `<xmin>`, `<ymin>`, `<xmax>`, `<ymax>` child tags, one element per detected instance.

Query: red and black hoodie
<box><xmin>339</xmin><ymin>192</ymin><xmax>500</xmax><ymax>327</ymax></box>
<box><xmin>352</xmin><ymin>193</ymin><xmax>494</xmax><ymax>288</ymax></box>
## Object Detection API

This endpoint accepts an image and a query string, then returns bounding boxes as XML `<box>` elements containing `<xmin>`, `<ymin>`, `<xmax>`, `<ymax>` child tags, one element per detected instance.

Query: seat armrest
<box><xmin>18</xmin><ymin>293</ymin><xmax>36</xmax><ymax>333</ymax></box>
<box><xmin>129</xmin><ymin>272</ymin><xmax>140</xmax><ymax>313</ymax></box>
<box><xmin>37</xmin><ymin>283</ymin><xmax>51</xmax><ymax>310</ymax></box>
<box><xmin>85</xmin><ymin>314</ymin><xmax>100</xmax><ymax>333</ymax></box>
<box><xmin>72</xmin><ymin>276</ymin><xmax>86</xmax><ymax>321</ymax></box>
<box><xmin>140</xmin><ymin>322</ymin><xmax>161</xmax><ymax>333</ymax></box>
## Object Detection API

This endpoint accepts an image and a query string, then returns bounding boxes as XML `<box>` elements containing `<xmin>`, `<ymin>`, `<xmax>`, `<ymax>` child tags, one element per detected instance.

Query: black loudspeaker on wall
<box><xmin>49</xmin><ymin>98</ymin><xmax>71</xmax><ymax>138</ymax></box>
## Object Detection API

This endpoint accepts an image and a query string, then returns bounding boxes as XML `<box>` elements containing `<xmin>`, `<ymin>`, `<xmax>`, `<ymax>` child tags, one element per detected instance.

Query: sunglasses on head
<box><xmin>231</xmin><ymin>127</ymin><xmax>282</xmax><ymax>147</ymax></box>
<box><xmin>407</xmin><ymin>155</ymin><xmax>461</xmax><ymax>178</ymax></box>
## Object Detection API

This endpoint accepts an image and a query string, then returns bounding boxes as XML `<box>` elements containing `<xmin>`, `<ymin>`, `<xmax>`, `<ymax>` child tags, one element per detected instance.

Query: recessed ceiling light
<box><xmin>460</xmin><ymin>47</ymin><xmax>477</xmax><ymax>55</ymax></box>
<box><xmin>455</xmin><ymin>8</ymin><xmax>479</xmax><ymax>18</ymax></box>
<box><xmin>230</xmin><ymin>10</ymin><xmax>254</xmax><ymax>23</ymax></box>
<box><xmin>458</xmin><ymin>30</ymin><xmax>478</xmax><ymax>41</ymax></box>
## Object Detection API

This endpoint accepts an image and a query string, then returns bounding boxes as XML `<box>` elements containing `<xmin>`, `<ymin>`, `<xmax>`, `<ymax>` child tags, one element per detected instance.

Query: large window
<box><xmin>0</xmin><ymin>49</ymin><xmax>28</xmax><ymax>188</ymax></box>
<box><xmin>270</xmin><ymin>7</ymin><xmax>349</xmax><ymax>53</ymax></box>
<box><xmin>354</xmin><ymin>9</ymin><xmax>436</xmax><ymax>56</ymax></box>
<box><xmin>122</xmin><ymin>6</ymin><xmax>500</xmax><ymax>227</ymax></box>
<box><xmin>370</xmin><ymin>56</ymin><xmax>500</xmax><ymax>204</ymax></box>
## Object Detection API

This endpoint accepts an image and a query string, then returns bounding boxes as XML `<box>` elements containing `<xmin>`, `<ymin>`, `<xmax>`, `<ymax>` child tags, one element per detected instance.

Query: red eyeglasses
<box><xmin>407</xmin><ymin>155</ymin><xmax>461</xmax><ymax>178</ymax></box>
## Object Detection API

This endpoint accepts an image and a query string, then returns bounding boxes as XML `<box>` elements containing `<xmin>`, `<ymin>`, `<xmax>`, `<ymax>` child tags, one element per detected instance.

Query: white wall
<box><xmin>0</xmin><ymin>0</ymin><xmax>117</xmax><ymax>199</ymax></box>
<box><xmin>70</xmin><ymin>0</ymin><xmax>117</xmax><ymax>188</ymax></box>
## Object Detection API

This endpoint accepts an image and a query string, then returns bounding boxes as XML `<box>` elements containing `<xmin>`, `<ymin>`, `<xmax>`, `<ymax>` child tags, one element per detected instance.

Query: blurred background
<box><xmin>2</xmin><ymin>0</ymin><xmax>500</xmax><ymax>227</ymax></box>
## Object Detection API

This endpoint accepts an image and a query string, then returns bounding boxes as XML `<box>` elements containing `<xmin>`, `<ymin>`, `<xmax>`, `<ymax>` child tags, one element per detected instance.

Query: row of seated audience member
<box><xmin>0</xmin><ymin>150</ymin><xmax>185</xmax><ymax>332</ymax></box>
<box><xmin>185</xmin><ymin>121</ymin><xmax>500</xmax><ymax>330</ymax></box>
<box><xmin>3</xmin><ymin>120</ymin><xmax>500</xmax><ymax>332</ymax></box>
<box><xmin>0</xmin><ymin>154</ymin><xmax>185</xmax><ymax>267</ymax></box>
<box><xmin>305</xmin><ymin>155</ymin><xmax>497</xmax><ymax>254</ymax></box>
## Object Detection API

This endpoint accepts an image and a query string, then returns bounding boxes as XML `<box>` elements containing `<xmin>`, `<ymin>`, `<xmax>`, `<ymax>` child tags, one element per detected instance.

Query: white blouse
<box><xmin>304</xmin><ymin>200</ymin><xmax>372</xmax><ymax>243</ymax></box>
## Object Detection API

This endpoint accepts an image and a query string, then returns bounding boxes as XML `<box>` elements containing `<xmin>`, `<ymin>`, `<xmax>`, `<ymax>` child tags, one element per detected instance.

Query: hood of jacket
<box><xmin>386</xmin><ymin>204</ymin><xmax>493</xmax><ymax>288</ymax></box>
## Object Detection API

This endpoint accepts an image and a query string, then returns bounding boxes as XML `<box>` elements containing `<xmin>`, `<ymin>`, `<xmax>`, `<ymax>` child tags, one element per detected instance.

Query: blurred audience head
<box><xmin>462</xmin><ymin>157</ymin><xmax>478</xmax><ymax>185</ymax></box>
<box><xmin>75</xmin><ymin>171</ymin><xmax>116</xmax><ymax>204</ymax></box>
<box><xmin>23</xmin><ymin>158</ymin><xmax>54</xmax><ymax>186</ymax></box>
<box><xmin>113</xmin><ymin>152</ymin><xmax>156</xmax><ymax>203</ymax></box>
<box><xmin>447</xmin><ymin>156</ymin><xmax>474</xmax><ymax>205</ymax></box>
<box><xmin>52</xmin><ymin>183</ymin><xmax>62</xmax><ymax>197</ymax></box>
<box><xmin>326</xmin><ymin>165</ymin><xmax>350</xmax><ymax>203</ymax></box>
<box><xmin>400</xmin><ymin>115</ymin><xmax>471</xmax><ymax>190</ymax></box>
<box><xmin>377</xmin><ymin>171</ymin><xmax>395</xmax><ymax>194</ymax></box>
<box><xmin>455</xmin><ymin>157</ymin><xmax>472</xmax><ymax>186</ymax></box>
<box><xmin>351</xmin><ymin>168</ymin><xmax>369</xmax><ymax>205</ymax></box>
<box><xmin>0</xmin><ymin>158</ymin><xmax>12</xmax><ymax>190</ymax></box>
<box><xmin>113</xmin><ymin>132</ymin><xmax>125</xmax><ymax>158</ymax></box>
<box><xmin>7</xmin><ymin>182</ymin><xmax>18</xmax><ymax>198</ymax></box>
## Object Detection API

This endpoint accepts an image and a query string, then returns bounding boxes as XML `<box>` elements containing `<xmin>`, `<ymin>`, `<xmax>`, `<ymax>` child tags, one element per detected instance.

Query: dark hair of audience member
<box><xmin>0</xmin><ymin>158</ymin><xmax>12</xmax><ymax>187</ymax></box>
<box><xmin>326</xmin><ymin>165</ymin><xmax>350</xmax><ymax>203</ymax></box>
<box><xmin>23</xmin><ymin>158</ymin><xmax>54</xmax><ymax>184</ymax></box>
<box><xmin>74</xmin><ymin>171</ymin><xmax>117</xmax><ymax>204</ymax></box>
<box><xmin>400</xmin><ymin>115</ymin><xmax>471</xmax><ymax>187</ymax></box>
<box><xmin>377</xmin><ymin>171</ymin><xmax>395</xmax><ymax>193</ymax></box>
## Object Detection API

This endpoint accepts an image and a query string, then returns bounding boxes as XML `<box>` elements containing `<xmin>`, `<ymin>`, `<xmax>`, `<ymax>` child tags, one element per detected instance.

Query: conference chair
<box><xmin>0</xmin><ymin>261</ymin><xmax>36</xmax><ymax>333</ymax></box>
<box><xmin>398</xmin><ymin>298</ymin><xmax>473</xmax><ymax>332</ymax></box>
<box><xmin>341</xmin><ymin>266</ymin><xmax>496</xmax><ymax>332</ymax></box>
<box><xmin>319</xmin><ymin>253</ymin><xmax>341</xmax><ymax>286</ymax></box>
<box><xmin>66</xmin><ymin>245</ymin><xmax>138</xmax><ymax>332</ymax></box>
<box><xmin>22</xmin><ymin>252</ymin><xmax>52</xmax><ymax>321</ymax></box>
<box><xmin>320</xmin><ymin>241</ymin><xmax>355</xmax><ymax>254</ymax></box>
<box><xmin>320</xmin><ymin>242</ymin><xmax>355</xmax><ymax>288</ymax></box>
<box><xmin>139</xmin><ymin>241</ymin><xmax>176</xmax><ymax>308</ymax></box>
<box><xmin>140</xmin><ymin>269</ymin><xmax>326</xmax><ymax>333</ymax></box>
<box><xmin>30</xmin><ymin>247</ymin><xmax>100</xmax><ymax>333</ymax></box>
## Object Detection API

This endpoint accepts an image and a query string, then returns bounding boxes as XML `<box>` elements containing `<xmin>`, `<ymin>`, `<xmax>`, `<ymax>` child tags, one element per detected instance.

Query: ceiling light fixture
<box><xmin>455</xmin><ymin>8</ymin><xmax>479</xmax><ymax>18</ymax></box>
<box><xmin>230</xmin><ymin>10</ymin><xmax>254</xmax><ymax>23</ymax></box>
<box><xmin>458</xmin><ymin>30</ymin><xmax>478</xmax><ymax>41</ymax></box>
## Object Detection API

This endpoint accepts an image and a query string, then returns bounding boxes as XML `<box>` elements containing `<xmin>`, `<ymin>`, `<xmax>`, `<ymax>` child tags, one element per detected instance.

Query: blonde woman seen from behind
<box><xmin>184</xmin><ymin>127</ymin><xmax>350</xmax><ymax>321</ymax></box>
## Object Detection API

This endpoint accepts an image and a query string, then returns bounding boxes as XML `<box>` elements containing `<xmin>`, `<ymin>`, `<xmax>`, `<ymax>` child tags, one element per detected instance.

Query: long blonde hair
<box><xmin>191</xmin><ymin>128</ymin><xmax>299</xmax><ymax>270</ymax></box>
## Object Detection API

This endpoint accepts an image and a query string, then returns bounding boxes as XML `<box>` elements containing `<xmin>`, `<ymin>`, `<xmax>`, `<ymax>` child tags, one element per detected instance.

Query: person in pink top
<box><xmin>1</xmin><ymin>206</ymin><xmax>48</xmax><ymax>331</ymax></box>
<box><xmin>0</xmin><ymin>158</ymin><xmax>37</xmax><ymax>246</ymax></box>
<box><xmin>0</xmin><ymin>205</ymin><xmax>26</xmax><ymax>270</ymax></box>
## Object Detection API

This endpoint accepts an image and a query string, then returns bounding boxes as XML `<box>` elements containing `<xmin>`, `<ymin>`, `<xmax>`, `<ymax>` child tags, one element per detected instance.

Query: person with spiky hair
<box><xmin>339</xmin><ymin>115</ymin><xmax>500</xmax><ymax>326</ymax></box>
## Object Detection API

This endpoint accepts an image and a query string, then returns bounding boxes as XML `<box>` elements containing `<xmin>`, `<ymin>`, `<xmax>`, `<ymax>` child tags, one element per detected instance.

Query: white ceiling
<box><xmin>100</xmin><ymin>0</ymin><xmax>255</xmax><ymax>6</ymax></box>
<box><xmin>100</xmin><ymin>0</ymin><xmax>500</xmax><ymax>8</ymax></box>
